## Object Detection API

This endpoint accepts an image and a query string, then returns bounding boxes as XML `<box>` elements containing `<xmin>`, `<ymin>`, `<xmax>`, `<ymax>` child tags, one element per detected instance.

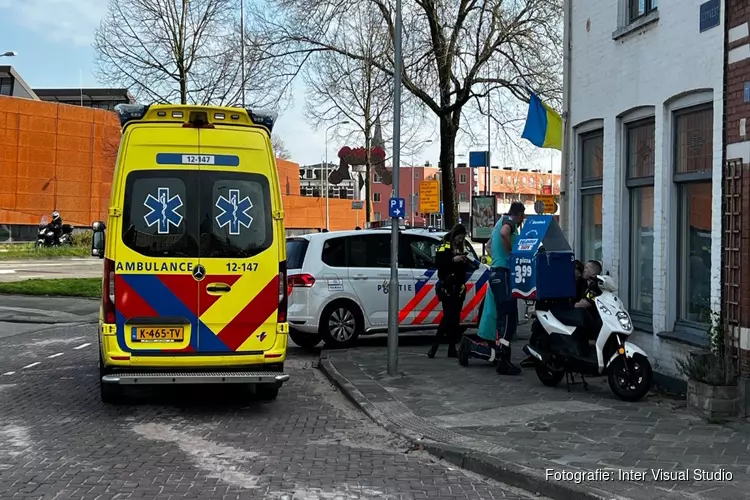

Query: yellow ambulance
<box><xmin>90</xmin><ymin>104</ymin><xmax>289</xmax><ymax>403</ymax></box>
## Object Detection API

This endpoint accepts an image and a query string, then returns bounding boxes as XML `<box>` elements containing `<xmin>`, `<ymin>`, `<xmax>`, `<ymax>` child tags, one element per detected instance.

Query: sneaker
<box><xmin>457</xmin><ymin>337</ymin><xmax>471</xmax><ymax>367</ymax></box>
<box><xmin>497</xmin><ymin>358</ymin><xmax>522</xmax><ymax>376</ymax></box>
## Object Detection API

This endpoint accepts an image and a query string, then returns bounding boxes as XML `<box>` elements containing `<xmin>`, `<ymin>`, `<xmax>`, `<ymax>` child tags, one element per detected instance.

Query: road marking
<box><xmin>0</xmin><ymin>270</ymin><xmax>16</xmax><ymax>274</ymax></box>
<box><xmin>21</xmin><ymin>362</ymin><xmax>41</xmax><ymax>369</ymax></box>
<box><xmin>47</xmin><ymin>353</ymin><xmax>64</xmax><ymax>359</ymax></box>
<box><xmin>73</xmin><ymin>343</ymin><xmax>91</xmax><ymax>350</ymax></box>
<box><xmin>1</xmin><ymin>372</ymin><xmax>15</xmax><ymax>376</ymax></box>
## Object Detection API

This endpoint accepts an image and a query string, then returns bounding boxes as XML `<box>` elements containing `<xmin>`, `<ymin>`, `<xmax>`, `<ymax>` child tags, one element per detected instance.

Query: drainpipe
<box><xmin>560</xmin><ymin>0</ymin><xmax>573</xmax><ymax>240</ymax></box>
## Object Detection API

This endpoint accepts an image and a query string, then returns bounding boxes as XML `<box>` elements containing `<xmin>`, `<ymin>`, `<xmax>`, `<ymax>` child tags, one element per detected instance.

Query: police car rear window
<box><xmin>121</xmin><ymin>170</ymin><xmax>272</xmax><ymax>258</ymax></box>
<box><xmin>286</xmin><ymin>239</ymin><xmax>309</xmax><ymax>269</ymax></box>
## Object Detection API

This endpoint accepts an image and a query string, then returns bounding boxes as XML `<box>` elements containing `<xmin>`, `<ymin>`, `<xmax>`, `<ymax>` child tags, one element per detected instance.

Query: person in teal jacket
<box><xmin>458</xmin><ymin>202</ymin><xmax>525</xmax><ymax>375</ymax></box>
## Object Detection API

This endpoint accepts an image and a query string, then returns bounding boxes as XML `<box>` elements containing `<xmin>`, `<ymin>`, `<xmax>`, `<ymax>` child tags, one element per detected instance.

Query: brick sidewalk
<box><xmin>321</xmin><ymin>341</ymin><xmax>750</xmax><ymax>500</ymax></box>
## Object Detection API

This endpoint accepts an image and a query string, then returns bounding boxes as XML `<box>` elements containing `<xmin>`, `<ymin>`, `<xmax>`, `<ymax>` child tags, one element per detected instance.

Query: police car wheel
<box><xmin>321</xmin><ymin>302</ymin><xmax>361</xmax><ymax>348</ymax></box>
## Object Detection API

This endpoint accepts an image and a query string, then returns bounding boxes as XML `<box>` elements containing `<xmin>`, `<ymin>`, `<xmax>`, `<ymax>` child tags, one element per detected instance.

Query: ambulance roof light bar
<box><xmin>245</xmin><ymin>108</ymin><xmax>278</xmax><ymax>134</ymax></box>
<box><xmin>115</xmin><ymin>103</ymin><xmax>151</xmax><ymax>127</ymax></box>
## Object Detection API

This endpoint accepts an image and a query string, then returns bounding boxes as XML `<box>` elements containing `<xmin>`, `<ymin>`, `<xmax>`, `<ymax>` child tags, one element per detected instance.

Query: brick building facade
<box><xmin>725</xmin><ymin>0</ymin><xmax>750</xmax><ymax>374</ymax></box>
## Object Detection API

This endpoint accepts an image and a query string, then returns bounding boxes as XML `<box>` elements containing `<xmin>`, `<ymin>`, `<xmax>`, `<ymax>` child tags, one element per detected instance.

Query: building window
<box><xmin>580</xmin><ymin>130</ymin><xmax>603</xmax><ymax>263</ymax></box>
<box><xmin>674</xmin><ymin>105</ymin><xmax>713</xmax><ymax>326</ymax></box>
<box><xmin>0</xmin><ymin>77</ymin><xmax>12</xmax><ymax>96</ymax></box>
<box><xmin>415</xmin><ymin>171</ymin><xmax>419</xmax><ymax>179</ymax></box>
<box><xmin>630</xmin><ymin>0</ymin><xmax>657</xmax><ymax>23</ymax></box>
<box><xmin>529</xmin><ymin>178</ymin><xmax>535</xmax><ymax>187</ymax></box>
<box><xmin>493</xmin><ymin>176</ymin><xmax>498</xmax><ymax>183</ymax></box>
<box><xmin>374</xmin><ymin>212</ymin><xmax>381</xmax><ymax>221</ymax></box>
<box><xmin>373</xmin><ymin>173</ymin><xmax>382</xmax><ymax>183</ymax></box>
<box><xmin>373</xmin><ymin>192</ymin><xmax>381</xmax><ymax>202</ymax></box>
<box><xmin>459</xmin><ymin>192</ymin><xmax>467</xmax><ymax>202</ymax></box>
<box><xmin>459</xmin><ymin>173</ymin><xmax>467</xmax><ymax>184</ymax></box>
<box><xmin>626</xmin><ymin>118</ymin><xmax>655</xmax><ymax>322</ymax></box>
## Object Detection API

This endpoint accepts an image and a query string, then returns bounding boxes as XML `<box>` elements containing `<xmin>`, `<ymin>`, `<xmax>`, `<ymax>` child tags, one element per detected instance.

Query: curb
<box><xmin>318</xmin><ymin>351</ymin><xmax>628</xmax><ymax>500</ymax></box>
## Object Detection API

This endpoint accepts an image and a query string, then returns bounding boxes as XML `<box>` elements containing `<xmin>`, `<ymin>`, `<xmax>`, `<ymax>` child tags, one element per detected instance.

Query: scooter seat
<box><xmin>549</xmin><ymin>307</ymin><xmax>589</xmax><ymax>331</ymax></box>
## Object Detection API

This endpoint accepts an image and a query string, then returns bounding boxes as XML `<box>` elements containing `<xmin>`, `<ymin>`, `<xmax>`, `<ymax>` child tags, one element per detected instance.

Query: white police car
<box><xmin>286</xmin><ymin>228</ymin><xmax>525</xmax><ymax>349</ymax></box>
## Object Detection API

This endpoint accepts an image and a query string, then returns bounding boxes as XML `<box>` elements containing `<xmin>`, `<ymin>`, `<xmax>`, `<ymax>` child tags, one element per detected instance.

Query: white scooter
<box><xmin>523</xmin><ymin>275</ymin><xmax>652</xmax><ymax>402</ymax></box>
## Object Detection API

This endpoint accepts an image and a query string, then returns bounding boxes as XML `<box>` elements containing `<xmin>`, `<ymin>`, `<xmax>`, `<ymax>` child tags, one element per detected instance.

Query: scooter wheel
<box><xmin>535</xmin><ymin>363</ymin><xmax>565</xmax><ymax>387</ymax></box>
<box><xmin>608</xmin><ymin>353</ymin><xmax>652</xmax><ymax>402</ymax></box>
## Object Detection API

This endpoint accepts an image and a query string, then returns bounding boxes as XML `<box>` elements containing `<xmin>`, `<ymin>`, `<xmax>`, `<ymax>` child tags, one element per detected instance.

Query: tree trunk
<box><xmin>365</xmin><ymin>164</ymin><xmax>372</xmax><ymax>223</ymax></box>
<box><xmin>438</xmin><ymin>114</ymin><xmax>459</xmax><ymax>229</ymax></box>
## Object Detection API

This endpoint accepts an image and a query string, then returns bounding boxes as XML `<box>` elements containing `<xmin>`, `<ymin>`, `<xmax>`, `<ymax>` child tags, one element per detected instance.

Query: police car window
<box><xmin>121</xmin><ymin>172</ymin><xmax>199</xmax><ymax>258</ymax></box>
<box><xmin>408</xmin><ymin>236</ymin><xmax>440</xmax><ymax>269</ymax></box>
<box><xmin>321</xmin><ymin>237</ymin><xmax>346</xmax><ymax>267</ymax></box>
<box><xmin>348</xmin><ymin>234</ymin><xmax>390</xmax><ymax>268</ymax></box>
<box><xmin>286</xmin><ymin>238</ymin><xmax>309</xmax><ymax>269</ymax></box>
<box><xmin>200</xmin><ymin>172</ymin><xmax>272</xmax><ymax>258</ymax></box>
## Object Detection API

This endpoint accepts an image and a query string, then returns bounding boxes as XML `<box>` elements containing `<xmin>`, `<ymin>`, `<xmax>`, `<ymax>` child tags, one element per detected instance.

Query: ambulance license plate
<box><xmin>132</xmin><ymin>327</ymin><xmax>184</xmax><ymax>342</ymax></box>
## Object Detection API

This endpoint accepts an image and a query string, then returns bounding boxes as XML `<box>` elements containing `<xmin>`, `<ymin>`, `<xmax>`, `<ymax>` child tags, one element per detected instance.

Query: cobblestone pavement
<box><xmin>324</xmin><ymin>341</ymin><xmax>750</xmax><ymax>500</ymax></box>
<box><xmin>0</xmin><ymin>324</ymin><xmax>548</xmax><ymax>500</ymax></box>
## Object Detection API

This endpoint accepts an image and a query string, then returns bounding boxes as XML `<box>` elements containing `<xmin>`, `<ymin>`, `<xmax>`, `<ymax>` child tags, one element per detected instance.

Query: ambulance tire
<box><xmin>320</xmin><ymin>301</ymin><xmax>362</xmax><ymax>349</ymax></box>
<box><xmin>99</xmin><ymin>352</ymin><xmax>121</xmax><ymax>404</ymax></box>
<box><xmin>255</xmin><ymin>384</ymin><xmax>280</xmax><ymax>401</ymax></box>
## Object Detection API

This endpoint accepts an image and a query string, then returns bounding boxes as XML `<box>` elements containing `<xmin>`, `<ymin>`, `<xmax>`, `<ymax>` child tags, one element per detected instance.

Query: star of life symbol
<box><xmin>215</xmin><ymin>189</ymin><xmax>253</xmax><ymax>235</ymax></box>
<box><xmin>144</xmin><ymin>187</ymin><xmax>183</xmax><ymax>234</ymax></box>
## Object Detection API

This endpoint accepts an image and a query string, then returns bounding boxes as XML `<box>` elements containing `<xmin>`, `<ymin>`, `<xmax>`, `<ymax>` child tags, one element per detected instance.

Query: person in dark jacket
<box><xmin>428</xmin><ymin>224</ymin><xmax>473</xmax><ymax>358</ymax></box>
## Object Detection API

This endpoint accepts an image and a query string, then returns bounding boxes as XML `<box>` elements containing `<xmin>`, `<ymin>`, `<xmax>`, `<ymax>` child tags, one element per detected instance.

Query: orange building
<box><xmin>0</xmin><ymin>96</ymin><xmax>363</xmax><ymax>241</ymax></box>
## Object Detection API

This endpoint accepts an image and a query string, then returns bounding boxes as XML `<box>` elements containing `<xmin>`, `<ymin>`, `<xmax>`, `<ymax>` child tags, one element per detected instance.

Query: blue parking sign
<box><xmin>389</xmin><ymin>197</ymin><xmax>406</xmax><ymax>218</ymax></box>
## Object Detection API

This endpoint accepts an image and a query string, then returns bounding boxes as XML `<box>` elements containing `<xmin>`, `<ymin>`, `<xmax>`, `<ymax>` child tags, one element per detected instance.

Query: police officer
<box><xmin>428</xmin><ymin>224</ymin><xmax>474</xmax><ymax>358</ymax></box>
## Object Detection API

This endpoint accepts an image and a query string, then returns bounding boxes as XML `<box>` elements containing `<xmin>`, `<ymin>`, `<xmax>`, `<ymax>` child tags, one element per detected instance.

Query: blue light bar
<box><xmin>246</xmin><ymin>108</ymin><xmax>277</xmax><ymax>134</ymax></box>
<box><xmin>114</xmin><ymin>104</ymin><xmax>151</xmax><ymax>127</ymax></box>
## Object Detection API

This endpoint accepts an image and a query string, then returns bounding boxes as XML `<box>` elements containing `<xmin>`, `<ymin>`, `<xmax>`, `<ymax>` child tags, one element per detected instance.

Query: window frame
<box><xmin>625</xmin><ymin>118</ymin><xmax>656</xmax><ymax>329</ymax></box>
<box><xmin>459</xmin><ymin>173</ymin><xmax>467</xmax><ymax>184</ymax></box>
<box><xmin>672</xmin><ymin>104</ymin><xmax>714</xmax><ymax>334</ymax></box>
<box><xmin>629</xmin><ymin>0</ymin><xmax>657</xmax><ymax>24</ymax></box>
<box><xmin>579</xmin><ymin>129</ymin><xmax>604</xmax><ymax>260</ymax></box>
<box><xmin>373</xmin><ymin>192</ymin><xmax>381</xmax><ymax>202</ymax></box>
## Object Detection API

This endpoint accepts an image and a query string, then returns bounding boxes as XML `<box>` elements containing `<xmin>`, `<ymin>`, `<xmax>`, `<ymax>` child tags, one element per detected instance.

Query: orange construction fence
<box><xmin>0</xmin><ymin>96</ymin><xmax>364</xmax><ymax>232</ymax></box>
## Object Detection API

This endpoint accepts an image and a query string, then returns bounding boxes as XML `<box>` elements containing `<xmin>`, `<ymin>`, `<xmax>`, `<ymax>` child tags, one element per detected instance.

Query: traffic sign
<box><xmin>534</xmin><ymin>195</ymin><xmax>558</xmax><ymax>214</ymax></box>
<box><xmin>389</xmin><ymin>197</ymin><xmax>406</xmax><ymax>218</ymax></box>
<box><xmin>351</xmin><ymin>200</ymin><xmax>364</xmax><ymax>209</ymax></box>
<box><xmin>419</xmin><ymin>180</ymin><xmax>440</xmax><ymax>213</ymax></box>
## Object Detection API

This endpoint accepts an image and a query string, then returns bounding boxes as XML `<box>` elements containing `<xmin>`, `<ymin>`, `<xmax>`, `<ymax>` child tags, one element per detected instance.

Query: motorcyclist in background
<box><xmin>48</xmin><ymin>211</ymin><xmax>63</xmax><ymax>241</ymax></box>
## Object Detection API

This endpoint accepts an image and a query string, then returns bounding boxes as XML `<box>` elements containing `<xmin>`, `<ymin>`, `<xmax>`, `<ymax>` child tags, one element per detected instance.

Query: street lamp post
<box><xmin>410</xmin><ymin>139</ymin><xmax>433</xmax><ymax>227</ymax></box>
<box><xmin>324</xmin><ymin>121</ymin><xmax>350</xmax><ymax>229</ymax></box>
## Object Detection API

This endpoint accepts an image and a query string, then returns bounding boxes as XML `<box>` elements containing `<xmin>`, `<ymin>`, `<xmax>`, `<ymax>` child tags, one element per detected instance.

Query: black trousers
<box><xmin>435</xmin><ymin>293</ymin><xmax>464</xmax><ymax>345</ymax></box>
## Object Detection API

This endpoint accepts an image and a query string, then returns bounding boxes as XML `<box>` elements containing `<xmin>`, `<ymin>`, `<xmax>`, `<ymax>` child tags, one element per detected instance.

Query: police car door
<box><xmin>347</xmin><ymin>233</ymin><xmax>412</xmax><ymax>327</ymax></box>
<box><xmin>401</xmin><ymin>234</ymin><xmax>442</xmax><ymax>326</ymax></box>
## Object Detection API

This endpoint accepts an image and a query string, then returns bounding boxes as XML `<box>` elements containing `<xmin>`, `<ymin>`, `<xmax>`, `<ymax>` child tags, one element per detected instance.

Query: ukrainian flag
<box><xmin>521</xmin><ymin>93</ymin><xmax>563</xmax><ymax>151</ymax></box>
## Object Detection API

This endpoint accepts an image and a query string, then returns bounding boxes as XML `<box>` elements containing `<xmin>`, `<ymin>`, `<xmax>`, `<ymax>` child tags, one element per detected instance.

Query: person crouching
<box><xmin>428</xmin><ymin>224</ymin><xmax>471</xmax><ymax>359</ymax></box>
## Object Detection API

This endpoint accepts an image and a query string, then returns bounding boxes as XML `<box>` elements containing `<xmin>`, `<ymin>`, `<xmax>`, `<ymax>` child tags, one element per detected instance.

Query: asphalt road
<box><xmin>0</xmin><ymin>258</ymin><xmax>103</xmax><ymax>283</ymax></box>
<box><xmin>0</xmin><ymin>324</ymin><xmax>548</xmax><ymax>500</ymax></box>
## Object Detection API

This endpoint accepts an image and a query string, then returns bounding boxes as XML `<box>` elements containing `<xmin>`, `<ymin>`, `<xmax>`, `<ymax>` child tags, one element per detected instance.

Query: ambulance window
<box><xmin>121</xmin><ymin>172</ymin><xmax>199</xmax><ymax>258</ymax></box>
<box><xmin>201</xmin><ymin>172</ymin><xmax>273</xmax><ymax>258</ymax></box>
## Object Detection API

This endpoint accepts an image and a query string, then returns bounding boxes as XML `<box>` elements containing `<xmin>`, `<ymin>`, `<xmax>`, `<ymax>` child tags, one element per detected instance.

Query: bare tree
<box><xmin>258</xmin><ymin>0</ymin><xmax>562</xmax><ymax>227</ymax></box>
<box><xmin>94</xmin><ymin>0</ymin><xmax>290</xmax><ymax>107</ymax></box>
<box><xmin>302</xmin><ymin>7</ymin><xmax>428</xmax><ymax>222</ymax></box>
<box><xmin>272</xmin><ymin>134</ymin><xmax>292</xmax><ymax>160</ymax></box>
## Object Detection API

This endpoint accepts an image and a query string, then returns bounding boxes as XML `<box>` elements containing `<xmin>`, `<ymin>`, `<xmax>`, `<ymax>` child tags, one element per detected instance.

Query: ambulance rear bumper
<box><xmin>101</xmin><ymin>371</ymin><xmax>290</xmax><ymax>385</ymax></box>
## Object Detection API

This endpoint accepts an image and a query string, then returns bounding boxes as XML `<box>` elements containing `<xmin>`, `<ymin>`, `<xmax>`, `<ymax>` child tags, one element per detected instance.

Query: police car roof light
<box><xmin>114</xmin><ymin>103</ymin><xmax>151</xmax><ymax>127</ymax></box>
<box><xmin>245</xmin><ymin>108</ymin><xmax>277</xmax><ymax>134</ymax></box>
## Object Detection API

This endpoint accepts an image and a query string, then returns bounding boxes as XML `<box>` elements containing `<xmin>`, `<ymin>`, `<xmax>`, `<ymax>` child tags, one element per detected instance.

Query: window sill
<box><xmin>612</xmin><ymin>10</ymin><xmax>660</xmax><ymax>41</ymax></box>
<box><xmin>630</xmin><ymin>312</ymin><xmax>653</xmax><ymax>333</ymax></box>
<box><xmin>657</xmin><ymin>329</ymin><xmax>708</xmax><ymax>349</ymax></box>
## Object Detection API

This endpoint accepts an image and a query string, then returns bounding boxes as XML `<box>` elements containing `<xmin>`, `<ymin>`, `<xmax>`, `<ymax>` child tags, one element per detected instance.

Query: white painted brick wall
<box><xmin>564</xmin><ymin>0</ymin><xmax>725</xmax><ymax>374</ymax></box>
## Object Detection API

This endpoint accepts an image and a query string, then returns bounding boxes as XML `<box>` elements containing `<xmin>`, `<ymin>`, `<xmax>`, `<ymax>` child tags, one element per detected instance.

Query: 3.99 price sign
<box><xmin>514</xmin><ymin>263</ymin><xmax>532</xmax><ymax>284</ymax></box>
